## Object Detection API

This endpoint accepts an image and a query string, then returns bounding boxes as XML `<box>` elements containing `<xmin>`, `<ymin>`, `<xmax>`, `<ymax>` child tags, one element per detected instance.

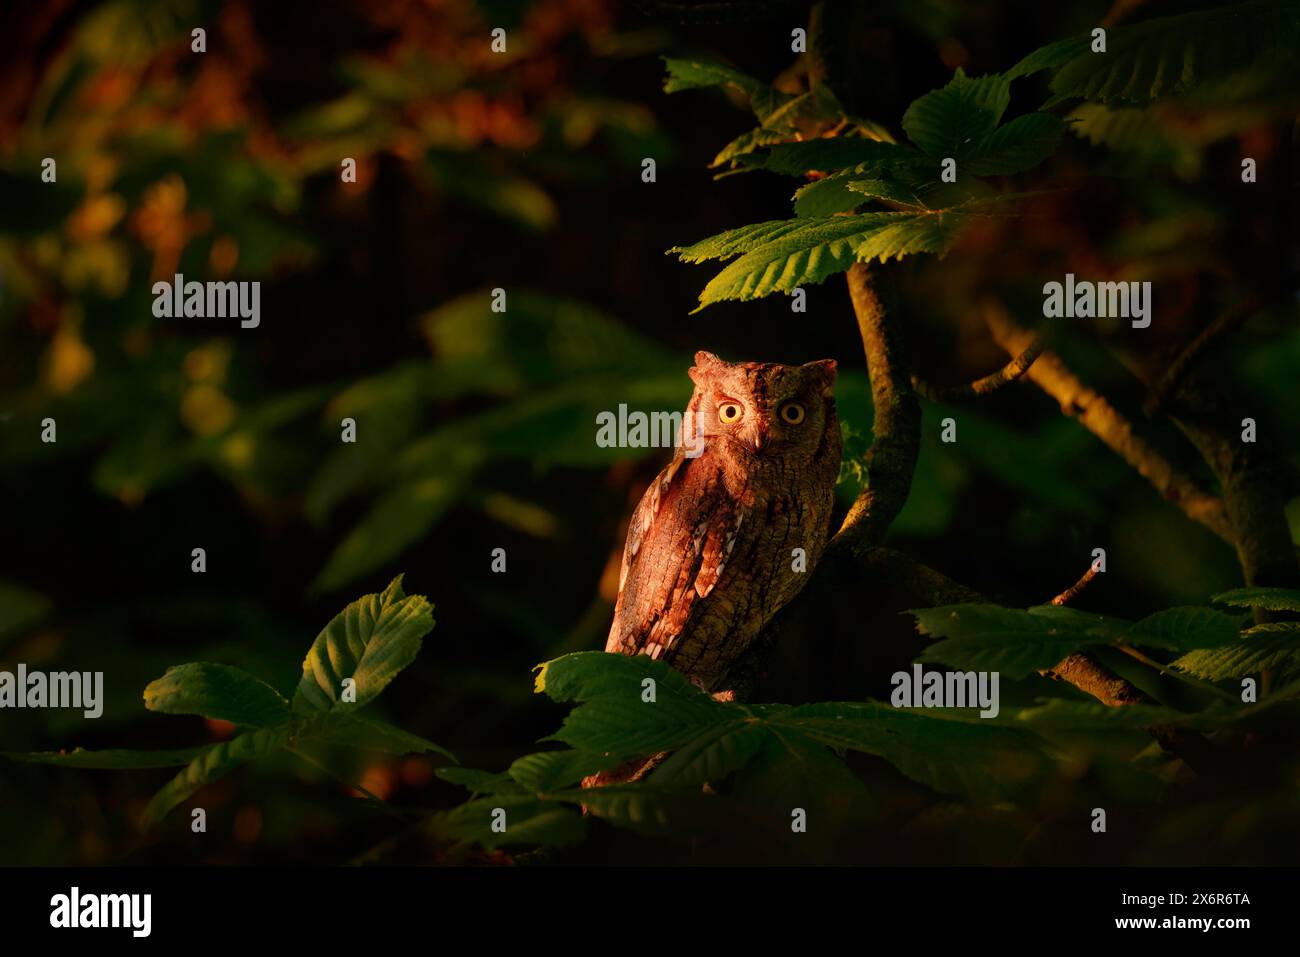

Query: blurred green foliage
<box><xmin>1</xmin><ymin>0</ymin><xmax>1298</xmax><ymax>865</ymax></box>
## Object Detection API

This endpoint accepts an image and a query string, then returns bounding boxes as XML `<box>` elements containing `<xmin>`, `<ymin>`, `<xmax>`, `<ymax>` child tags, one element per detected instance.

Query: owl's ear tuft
<box><xmin>693</xmin><ymin>350</ymin><xmax>723</xmax><ymax>367</ymax></box>
<box><xmin>804</xmin><ymin>358</ymin><xmax>838</xmax><ymax>394</ymax></box>
<box><xmin>690</xmin><ymin>350</ymin><xmax>724</xmax><ymax>384</ymax></box>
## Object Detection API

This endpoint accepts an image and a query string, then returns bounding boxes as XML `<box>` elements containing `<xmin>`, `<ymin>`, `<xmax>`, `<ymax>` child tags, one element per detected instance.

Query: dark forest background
<box><xmin>1</xmin><ymin>0</ymin><xmax>1297</xmax><ymax>865</ymax></box>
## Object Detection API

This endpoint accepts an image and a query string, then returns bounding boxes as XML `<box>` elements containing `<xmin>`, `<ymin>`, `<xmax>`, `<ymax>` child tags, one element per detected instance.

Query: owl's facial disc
<box><xmin>687</xmin><ymin>355</ymin><xmax>837</xmax><ymax>459</ymax></box>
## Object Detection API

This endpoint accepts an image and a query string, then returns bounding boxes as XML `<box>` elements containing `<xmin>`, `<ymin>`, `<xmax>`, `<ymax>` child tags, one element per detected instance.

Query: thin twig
<box><xmin>912</xmin><ymin>336</ymin><xmax>1045</xmax><ymax>403</ymax></box>
<box><xmin>1050</xmin><ymin>564</ymin><xmax>1100</xmax><ymax>606</ymax></box>
<box><xmin>1141</xmin><ymin>368</ymin><xmax>1298</xmax><ymax>604</ymax></box>
<box><xmin>983</xmin><ymin>299</ymin><xmax>1233</xmax><ymax>543</ymax></box>
<box><xmin>1144</xmin><ymin>295</ymin><xmax>1261</xmax><ymax>415</ymax></box>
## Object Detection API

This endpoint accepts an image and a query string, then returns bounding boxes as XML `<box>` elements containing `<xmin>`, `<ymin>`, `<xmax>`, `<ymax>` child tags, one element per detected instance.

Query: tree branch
<box><xmin>736</xmin><ymin>277</ymin><xmax>1212</xmax><ymax>770</ymax></box>
<box><xmin>1135</xmin><ymin>357</ymin><xmax>1300</xmax><ymax>630</ymax></box>
<box><xmin>1143</xmin><ymin>295</ymin><xmax>1260</xmax><ymax>415</ymax></box>
<box><xmin>1040</xmin><ymin>654</ymin><xmax>1145</xmax><ymax>707</ymax></box>
<box><xmin>746</xmin><ymin>275</ymin><xmax>1158</xmax><ymax>722</ymax></box>
<box><xmin>832</xmin><ymin>262</ymin><xmax>921</xmax><ymax>555</ymax></box>
<box><xmin>911</xmin><ymin>335</ymin><xmax>1044</xmax><ymax>403</ymax></box>
<box><xmin>983</xmin><ymin>300</ymin><xmax>1234</xmax><ymax>544</ymax></box>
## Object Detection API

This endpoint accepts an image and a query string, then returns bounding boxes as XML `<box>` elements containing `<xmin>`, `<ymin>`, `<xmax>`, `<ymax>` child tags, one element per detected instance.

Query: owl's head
<box><xmin>685</xmin><ymin>350</ymin><xmax>838</xmax><ymax>461</ymax></box>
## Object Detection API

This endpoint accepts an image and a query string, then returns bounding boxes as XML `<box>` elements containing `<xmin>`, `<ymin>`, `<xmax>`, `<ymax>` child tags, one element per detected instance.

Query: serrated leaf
<box><xmin>912</xmin><ymin>604</ymin><xmax>1096</xmax><ymax>677</ymax></box>
<box><xmin>1009</xmin><ymin>699</ymin><xmax>1228</xmax><ymax>730</ymax></box>
<box><xmin>963</xmin><ymin>112</ymin><xmax>1065</xmax><ymax>175</ymax></box>
<box><xmin>741</xmin><ymin>137</ymin><xmax>912</xmax><ymax>176</ymax></box>
<box><xmin>684</xmin><ymin>213</ymin><xmax>914</xmax><ymax>309</ymax></box>
<box><xmin>534</xmin><ymin>652</ymin><xmax>728</xmax><ymax>758</ymax></box>
<box><xmin>792</xmin><ymin>176</ymin><xmax>869</xmax><ymax>217</ymax></box>
<box><xmin>436</xmin><ymin>766</ymin><xmax>529</xmax><ymax>795</ymax></box>
<box><xmin>853</xmin><ymin>209</ymin><xmax>967</xmax><ymax>263</ymax></box>
<box><xmin>1005</xmin><ymin>35</ymin><xmax>1093</xmax><ymax>80</ymax></box>
<box><xmin>712</xmin><ymin>126</ymin><xmax>790</xmax><ymax>167</ymax></box>
<box><xmin>292</xmin><ymin>575</ymin><xmax>435</xmax><ymax>714</ymax></box>
<box><xmin>902</xmin><ymin>69</ymin><xmax>1011</xmax><ymax>159</ymax></box>
<box><xmin>1025</xmin><ymin>604</ymin><xmax>1132</xmax><ymax>632</ymax></box>
<box><xmin>757</xmin><ymin>85</ymin><xmax>847</xmax><ymax>134</ymax></box>
<box><xmin>507</xmin><ymin>749</ymin><xmax>622</xmax><ymax>792</ymax></box>
<box><xmin>429</xmin><ymin>794</ymin><xmax>587</xmax><ymax>850</ymax></box>
<box><xmin>776</xmin><ymin>702</ymin><xmax>1051</xmax><ymax>802</ymax></box>
<box><xmin>680</xmin><ymin>193</ymin><xmax>1033</xmax><ymax>308</ymax></box>
<box><xmin>646</xmin><ymin>720</ymin><xmax>768</xmax><ymax>786</ymax></box>
<box><xmin>548</xmin><ymin>784</ymin><xmax>733</xmax><ymax>836</ymax></box>
<box><xmin>535</xmin><ymin>651</ymin><xmax>712</xmax><ymax>707</ymax></box>
<box><xmin>661</xmin><ymin>57</ymin><xmax>790</xmax><ymax>122</ymax></box>
<box><xmin>142</xmin><ymin>726</ymin><xmax>291</xmax><ymax>827</ymax></box>
<box><xmin>730</xmin><ymin>728</ymin><xmax>872</xmax><ymax>817</ymax></box>
<box><xmin>914</xmin><ymin>602</ymin><xmax>1246</xmax><ymax>675</ymax></box>
<box><xmin>661</xmin><ymin>57</ymin><xmax>765</xmax><ymax>95</ymax></box>
<box><xmin>1040</xmin><ymin>1</ymin><xmax>1300</xmax><ymax>106</ymax></box>
<box><xmin>670</xmin><ymin>219</ymin><xmax>819</xmax><ymax>264</ymax></box>
<box><xmin>1128</xmin><ymin>607</ymin><xmax>1243</xmax><ymax>651</ymax></box>
<box><xmin>1173</xmin><ymin>623</ymin><xmax>1300</xmax><ymax>680</ymax></box>
<box><xmin>1212</xmin><ymin>587</ymin><xmax>1300</xmax><ymax>612</ymax></box>
<box><xmin>143</xmin><ymin>662</ymin><xmax>289</xmax><ymax>728</ymax></box>
<box><xmin>844</xmin><ymin>176</ymin><xmax>932</xmax><ymax>207</ymax></box>
<box><xmin>792</xmin><ymin>155</ymin><xmax>935</xmax><ymax>216</ymax></box>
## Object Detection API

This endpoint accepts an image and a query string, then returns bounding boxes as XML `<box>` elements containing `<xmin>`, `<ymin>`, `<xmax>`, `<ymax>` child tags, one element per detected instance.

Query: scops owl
<box><xmin>605</xmin><ymin>350</ymin><xmax>842</xmax><ymax>693</ymax></box>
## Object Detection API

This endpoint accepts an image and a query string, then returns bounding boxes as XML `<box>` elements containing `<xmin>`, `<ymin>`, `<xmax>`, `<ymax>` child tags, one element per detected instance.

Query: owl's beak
<box><xmin>751</xmin><ymin>425</ymin><xmax>768</xmax><ymax>451</ymax></box>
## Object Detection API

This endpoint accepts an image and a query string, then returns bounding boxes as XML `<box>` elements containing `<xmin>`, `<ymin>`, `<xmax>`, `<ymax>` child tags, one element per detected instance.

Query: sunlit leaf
<box><xmin>1173</xmin><ymin>624</ymin><xmax>1300</xmax><ymax>680</ymax></box>
<box><xmin>143</xmin><ymin>662</ymin><xmax>289</xmax><ymax>727</ymax></box>
<box><xmin>1212</xmin><ymin>587</ymin><xmax>1300</xmax><ymax>612</ymax></box>
<box><xmin>293</xmin><ymin>575</ymin><xmax>435</xmax><ymax>713</ymax></box>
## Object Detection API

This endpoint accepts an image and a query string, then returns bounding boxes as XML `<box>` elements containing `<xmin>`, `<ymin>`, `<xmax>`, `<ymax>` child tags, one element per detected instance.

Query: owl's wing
<box><xmin>606</xmin><ymin>452</ymin><xmax>747</xmax><ymax>660</ymax></box>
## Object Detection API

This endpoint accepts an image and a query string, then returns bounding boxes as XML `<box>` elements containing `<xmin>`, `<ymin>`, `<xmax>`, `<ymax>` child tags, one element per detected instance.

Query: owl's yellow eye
<box><xmin>780</xmin><ymin>401</ymin><xmax>806</xmax><ymax>425</ymax></box>
<box><xmin>717</xmin><ymin>401</ymin><xmax>743</xmax><ymax>424</ymax></box>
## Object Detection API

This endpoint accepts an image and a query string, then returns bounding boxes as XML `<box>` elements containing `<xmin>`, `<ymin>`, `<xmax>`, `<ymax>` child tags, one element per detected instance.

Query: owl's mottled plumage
<box><xmin>605</xmin><ymin>350</ymin><xmax>842</xmax><ymax>692</ymax></box>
